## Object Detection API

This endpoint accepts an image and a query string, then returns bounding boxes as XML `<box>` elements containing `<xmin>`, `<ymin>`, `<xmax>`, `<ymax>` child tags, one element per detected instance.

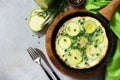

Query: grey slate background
<box><xmin>0</xmin><ymin>0</ymin><xmax>104</xmax><ymax>80</ymax></box>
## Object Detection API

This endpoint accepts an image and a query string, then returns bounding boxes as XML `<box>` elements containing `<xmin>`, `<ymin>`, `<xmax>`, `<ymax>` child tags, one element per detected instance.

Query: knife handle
<box><xmin>40</xmin><ymin>63</ymin><xmax>53</xmax><ymax>80</ymax></box>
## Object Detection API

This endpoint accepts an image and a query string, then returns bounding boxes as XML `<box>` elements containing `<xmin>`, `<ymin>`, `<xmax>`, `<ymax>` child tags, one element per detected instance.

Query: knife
<box><xmin>34</xmin><ymin>48</ymin><xmax>60</xmax><ymax>80</ymax></box>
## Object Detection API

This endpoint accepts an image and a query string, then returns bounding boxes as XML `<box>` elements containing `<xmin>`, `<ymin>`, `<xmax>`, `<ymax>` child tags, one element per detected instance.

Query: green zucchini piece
<box><xmin>28</xmin><ymin>16</ymin><xmax>45</xmax><ymax>32</ymax></box>
<box><xmin>86</xmin><ymin>45</ymin><xmax>100</xmax><ymax>60</ymax></box>
<box><xmin>30</xmin><ymin>8</ymin><xmax>48</xmax><ymax>19</ymax></box>
<box><xmin>84</xmin><ymin>21</ymin><xmax>96</xmax><ymax>34</ymax></box>
<box><xmin>34</xmin><ymin>0</ymin><xmax>57</xmax><ymax>9</ymax></box>
<box><xmin>30</xmin><ymin>8</ymin><xmax>43</xmax><ymax>17</ymax></box>
<box><xmin>67</xmin><ymin>49</ymin><xmax>82</xmax><ymax>66</ymax></box>
<box><xmin>58</xmin><ymin>36</ymin><xmax>71</xmax><ymax>49</ymax></box>
<box><xmin>65</xmin><ymin>21</ymin><xmax>80</xmax><ymax>36</ymax></box>
<box><xmin>95</xmin><ymin>34</ymin><xmax>104</xmax><ymax>44</ymax></box>
<box><xmin>78</xmin><ymin>37</ymin><xmax>88</xmax><ymax>48</ymax></box>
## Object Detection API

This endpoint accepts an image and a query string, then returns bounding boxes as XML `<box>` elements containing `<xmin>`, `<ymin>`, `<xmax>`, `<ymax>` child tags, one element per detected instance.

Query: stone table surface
<box><xmin>0</xmin><ymin>0</ymin><xmax>105</xmax><ymax>80</ymax></box>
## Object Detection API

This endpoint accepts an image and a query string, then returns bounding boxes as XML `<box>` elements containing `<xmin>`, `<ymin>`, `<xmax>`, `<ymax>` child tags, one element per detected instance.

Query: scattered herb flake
<box><xmin>32</xmin><ymin>35</ymin><xmax>34</xmax><ymax>37</ymax></box>
<box><xmin>25</xmin><ymin>18</ymin><xmax>27</xmax><ymax>20</ymax></box>
<box><xmin>38</xmin><ymin>35</ymin><xmax>41</xmax><ymax>38</ymax></box>
<box><xmin>74</xmin><ymin>57</ymin><xmax>77</xmax><ymax>60</ymax></box>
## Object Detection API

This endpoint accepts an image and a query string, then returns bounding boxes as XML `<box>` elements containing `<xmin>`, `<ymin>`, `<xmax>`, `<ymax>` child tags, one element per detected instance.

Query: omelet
<box><xmin>55</xmin><ymin>16</ymin><xmax>108</xmax><ymax>69</ymax></box>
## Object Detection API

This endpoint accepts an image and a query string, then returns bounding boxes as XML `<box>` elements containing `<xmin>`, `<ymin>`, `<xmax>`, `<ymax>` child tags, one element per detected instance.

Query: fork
<box><xmin>27</xmin><ymin>47</ymin><xmax>53</xmax><ymax>80</ymax></box>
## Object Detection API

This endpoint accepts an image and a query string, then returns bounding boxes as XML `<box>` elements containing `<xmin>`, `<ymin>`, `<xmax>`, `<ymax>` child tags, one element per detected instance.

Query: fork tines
<box><xmin>27</xmin><ymin>47</ymin><xmax>40</xmax><ymax>61</ymax></box>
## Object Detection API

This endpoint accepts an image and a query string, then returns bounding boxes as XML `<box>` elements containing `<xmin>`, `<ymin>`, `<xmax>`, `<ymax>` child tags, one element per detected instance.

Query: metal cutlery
<box><xmin>27</xmin><ymin>47</ymin><xmax>53</xmax><ymax>80</ymax></box>
<box><xmin>27</xmin><ymin>47</ymin><xmax>60</xmax><ymax>80</ymax></box>
<box><xmin>34</xmin><ymin>48</ymin><xmax>60</xmax><ymax>80</ymax></box>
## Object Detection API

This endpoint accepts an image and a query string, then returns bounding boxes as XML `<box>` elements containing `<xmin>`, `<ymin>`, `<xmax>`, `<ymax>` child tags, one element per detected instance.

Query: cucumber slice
<box><xmin>67</xmin><ymin>49</ymin><xmax>82</xmax><ymax>66</ymax></box>
<box><xmin>34</xmin><ymin>0</ymin><xmax>56</xmax><ymax>9</ymax></box>
<box><xmin>95</xmin><ymin>34</ymin><xmax>104</xmax><ymax>44</ymax></box>
<box><xmin>86</xmin><ymin>45</ymin><xmax>100</xmax><ymax>60</ymax></box>
<box><xmin>58</xmin><ymin>36</ymin><xmax>71</xmax><ymax>49</ymax></box>
<box><xmin>65</xmin><ymin>21</ymin><xmax>80</xmax><ymax>36</ymax></box>
<box><xmin>28</xmin><ymin>16</ymin><xmax>45</xmax><ymax>32</ymax></box>
<box><xmin>84</xmin><ymin>21</ymin><xmax>96</xmax><ymax>34</ymax></box>
<box><xmin>78</xmin><ymin>37</ymin><xmax>88</xmax><ymax>48</ymax></box>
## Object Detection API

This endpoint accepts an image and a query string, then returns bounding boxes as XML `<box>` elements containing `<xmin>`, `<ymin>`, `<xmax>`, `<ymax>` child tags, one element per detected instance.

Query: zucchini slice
<box><xmin>34</xmin><ymin>0</ymin><xmax>56</xmax><ymax>9</ymax></box>
<box><xmin>95</xmin><ymin>34</ymin><xmax>104</xmax><ymax>44</ymax></box>
<box><xmin>28</xmin><ymin>16</ymin><xmax>45</xmax><ymax>32</ymax></box>
<box><xmin>86</xmin><ymin>45</ymin><xmax>100</xmax><ymax>60</ymax></box>
<box><xmin>58</xmin><ymin>36</ymin><xmax>71</xmax><ymax>49</ymax></box>
<box><xmin>84</xmin><ymin>21</ymin><xmax>96</xmax><ymax>34</ymax></box>
<box><xmin>30</xmin><ymin>8</ymin><xmax>44</xmax><ymax>17</ymax></box>
<box><xmin>78</xmin><ymin>37</ymin><xmax>88</xmax><ymax>48</ymax></box>
<box><xmin>67</xmin><ymin>49</ymin><xmax>82</xmax><ymax>66</ymax></box>
<box><xmin>65</xmin><ymin>21</ymin><xmax>80</xmax><ymax>36</ymax></box>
